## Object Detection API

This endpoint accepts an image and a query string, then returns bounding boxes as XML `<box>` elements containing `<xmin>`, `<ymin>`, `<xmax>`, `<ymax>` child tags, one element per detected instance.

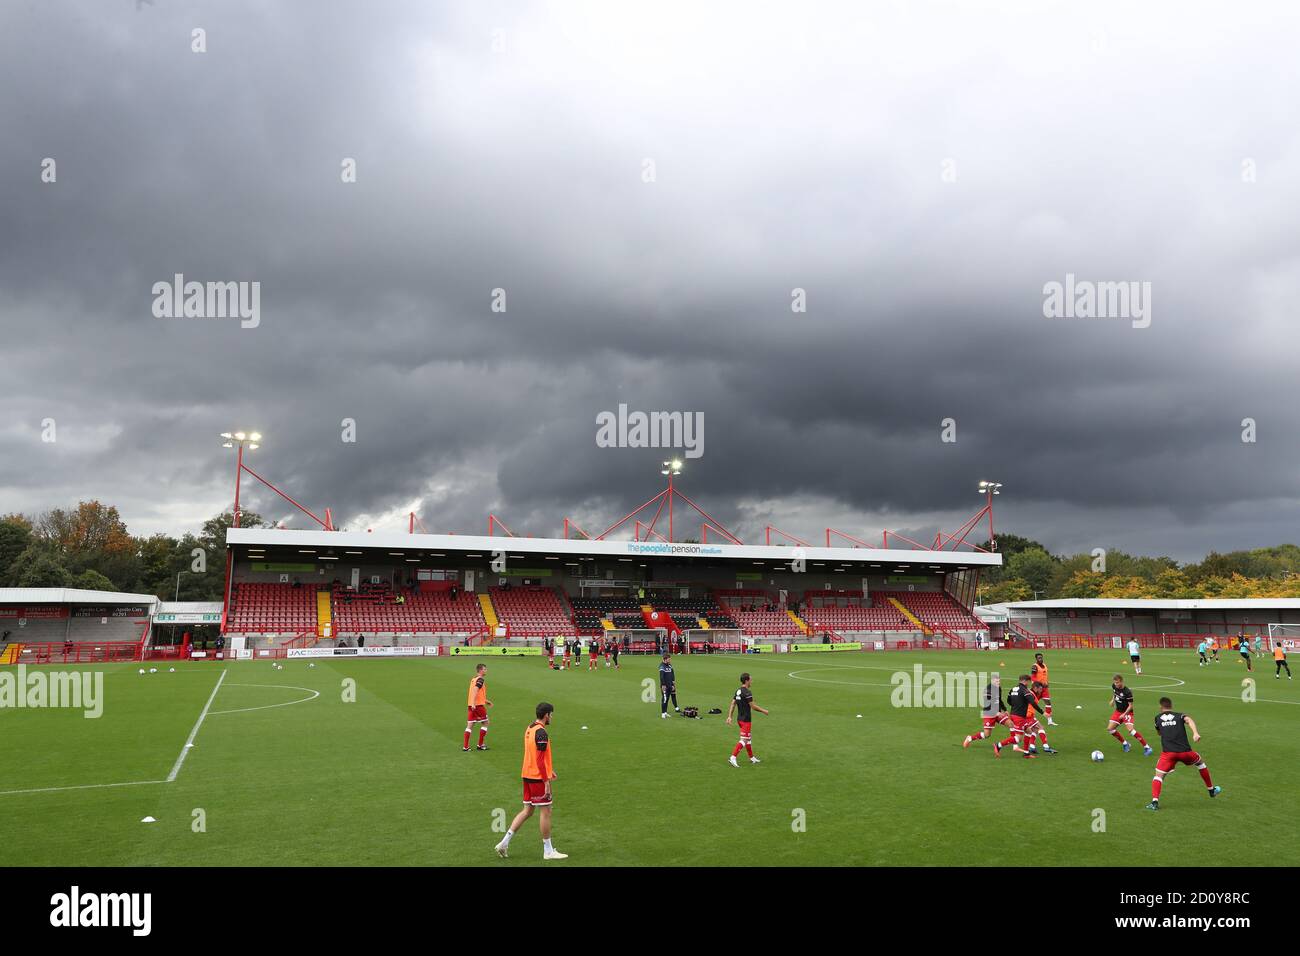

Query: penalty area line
<box><xmin>166</xmin><ymin>668</ymin><xmax>228</xmax><ymax>783</ymax></box>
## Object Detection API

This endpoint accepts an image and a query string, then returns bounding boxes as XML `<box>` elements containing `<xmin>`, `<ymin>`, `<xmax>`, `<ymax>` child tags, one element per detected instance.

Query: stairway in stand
<box><xmin>478</xmin><ymin>593</ymin><xmax>499</xmax><ymax>643</ymax></box>
<box><xmin>886</xmin><ymin>597</ymin><xmax>932</xmax><ymax>635</ymax></box>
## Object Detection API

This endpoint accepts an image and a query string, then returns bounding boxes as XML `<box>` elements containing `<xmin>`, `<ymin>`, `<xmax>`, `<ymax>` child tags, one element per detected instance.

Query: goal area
<box><xmin>1266</xmin><ymin>623</ymin><xmax>1300</xmax><ymax>649</ymax></box>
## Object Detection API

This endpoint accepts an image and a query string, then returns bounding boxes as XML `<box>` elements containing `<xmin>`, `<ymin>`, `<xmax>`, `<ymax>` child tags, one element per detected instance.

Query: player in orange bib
<box><xmin>1030</xmin><ymin>653</ymin><xmax>1057</xmax><ymax>726</ymax></box>
<box><xmin>1024</xmin><ymin>680</ymin><xmax>1058</xmax><ymax>754</ymax></box>
<box><xmin>494</xmin><ymin>702</ymin><xmax>567</xmax><ymax>861</ymax></box>
<box><xmin>463</xmin><ymin>663</ymin><xmax>493</xmax><ymax>752</ymax></box>
<box><xmin>1275</xmin><ymin>643</ymin><xmax>1293</xmax><ymax>680</ymax></box>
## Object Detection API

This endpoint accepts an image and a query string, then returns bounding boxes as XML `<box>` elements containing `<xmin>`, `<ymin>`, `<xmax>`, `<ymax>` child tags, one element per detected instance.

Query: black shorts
<box><xmin>1130</xmin><ymin>655</ymin><xmax>1140</xmax><ymax>663</ymax></box>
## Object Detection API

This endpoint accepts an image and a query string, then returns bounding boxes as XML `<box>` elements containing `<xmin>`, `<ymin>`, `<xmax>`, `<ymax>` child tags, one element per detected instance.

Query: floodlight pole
<box><xmin>668</xmin><ymin>469</ymin><xmax>674</xmax><ymax>543</ymax></box>
<box><xmin>233</xmin><ymin>442</ymin><xmax>244</xmax><ymax>528</ymax></box>
<box><xmin>987</xmin><ymin>488</ymin><xmax>995</xmax><ymax>549</ymax></box>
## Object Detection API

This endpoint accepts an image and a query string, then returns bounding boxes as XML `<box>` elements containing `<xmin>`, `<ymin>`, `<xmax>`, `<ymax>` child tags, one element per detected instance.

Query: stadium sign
<box><xmin>625</xmin><ymin>542</ymin><xmax>725</xmax><ymax>557</ymax></box>
<box><xmin>1</xmin><ymin>605</ymin><xmax>68</xmax><ymax>619</ymax></box>
<box><xmin>790</xmin><ymin>642</ymin><xmax>862</xmax><ymax>653</ymax></box>
<box><xmin>449</xmin><ymin>646</ymin><xmax>543</xmax><ymax>656</ymax></box>
<box><xmin>285</xmin><ymin>646</ymin><xmax>430</xmax><ymax>659</ymax></box>
<box><xmin>155</xmin><ymin>612</ymin><xmax>221</xmax><ymax>624</ymax></box>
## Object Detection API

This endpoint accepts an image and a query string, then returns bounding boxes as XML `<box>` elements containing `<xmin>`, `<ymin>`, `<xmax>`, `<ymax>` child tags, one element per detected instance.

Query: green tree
<box><xmin>13</xmin><ymin>545</ymin><xmax>73</xmax><ymax>588</ymax></box>
<box><xmin>35</xmin><ymin>501</ymin><xmax>140</xmax><ymax>590</ymax></box>
<box><xmin>1006</xmin><ymin>548</ymin><xmax>1057</xmax><ymax>598</ymax></box>
<box><xmin>0</xmin><ymin>515</ymin><xmax>34</xmax><ymax>586</ymax></box>
<box><xmin>982</xmin><ymin>578</ymin><xmax>1031</xmax><ymax>603</ymax></box>
<box><xmin>1058</xmin><ymin>569</ymin><xmax>1104</xmax><ymax>598</ymax></box>
<box><xmin>978</xmin><ymin>533</ymin><xmax>1051</xmax><ymax>583</ymax></box>
<box><xmin>72</xmin><ymin>568</ymin><xmax>116</xmax><ymax>591</ymax></box>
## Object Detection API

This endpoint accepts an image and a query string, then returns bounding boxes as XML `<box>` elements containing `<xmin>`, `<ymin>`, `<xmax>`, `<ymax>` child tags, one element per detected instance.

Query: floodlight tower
<box><xmin>661</xmin><ymin>458</ymin><xmax>683</xmax><ymax>542</ymax></box>
<box><xmin>977</xmin><ymin>480</ymin><xmax>1002</xmax><ymax>550</ymax></box>
<box><xmin>221</xmin><ymin>431</ymin><xmax>262</xmax><ymax>528</ymax></box>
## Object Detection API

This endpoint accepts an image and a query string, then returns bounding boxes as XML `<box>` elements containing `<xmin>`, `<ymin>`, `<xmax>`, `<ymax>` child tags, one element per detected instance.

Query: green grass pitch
<box><xmin>1</xmin><ymin>649</ymin><xmax>1296</xmax><ymax>866</ymax></box>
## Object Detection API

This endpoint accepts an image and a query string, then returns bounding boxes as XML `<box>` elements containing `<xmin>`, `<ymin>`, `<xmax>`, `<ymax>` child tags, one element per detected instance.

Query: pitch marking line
<box><xmin>209</xmin><ymin>682</ymin><xmax>320</xmax><ymax>716</ymax></box>
<box><xmin>0</xmin><ymin>669</ymin><xmax>229</xmax><ymax>797</ymax></box>
<box><xmin>166</xmin><ymin>668</ymin><xmax>228</xmax><ymax>782</ymax></box>
<box><xmin>0</xmin><ymin>779</ymin><xmax>165</xmax><ymax>797</ymax></box>
<box><xmin>0</xmin><ymin>669</ymin><xmax>328</xmax><ymax>797</ymax></box>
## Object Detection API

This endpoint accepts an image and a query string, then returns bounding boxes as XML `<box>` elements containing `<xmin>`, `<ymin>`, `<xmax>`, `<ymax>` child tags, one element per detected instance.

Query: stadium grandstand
<box><xmin>978</xmin><ymin>597</ymin><xmax>1300</xmax><ymax>649</ymax></box>
<box><xmin>204</xmin><ymin>452</ymin><xmax>1017</xmax><ymax>657</ymax></box>
<box><xmin>0</xmin><ymin>588</ymin><xmax>156</xmax><ymax>665</ymax></box>
<box><xmin>0</xmin><ymin>590</ymin><xmax>232</xmax><ymax>666</ymax></box>
<box><xmin>219</xmin><ymin>526</ymin><xmax>999</xmax><ymax>654</ymax></box>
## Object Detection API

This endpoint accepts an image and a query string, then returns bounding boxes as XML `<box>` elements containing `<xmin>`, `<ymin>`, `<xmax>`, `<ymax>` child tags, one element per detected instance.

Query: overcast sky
<box><xmin>2</xmin><ymin>1</ymin><xmax>1298</xmax><ymax>561</ymax></box>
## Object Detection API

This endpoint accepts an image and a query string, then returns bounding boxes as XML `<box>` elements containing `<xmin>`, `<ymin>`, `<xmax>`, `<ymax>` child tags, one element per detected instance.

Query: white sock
<box><xmin>500</xmin><ymin>829</ymin><xmax>514</xmax><ymax>846</ymax></box>
<box><xmin>543</xmin><ymin>838</ymin><xmax>554</xmax><ymax>853</ymax></box>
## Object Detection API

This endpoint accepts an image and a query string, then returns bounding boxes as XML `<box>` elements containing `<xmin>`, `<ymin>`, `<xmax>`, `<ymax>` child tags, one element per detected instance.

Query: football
<box><xmin>1090</xmin><ymin>750</ymin><xmax>1105</xmax><ymax>762</ymax></box>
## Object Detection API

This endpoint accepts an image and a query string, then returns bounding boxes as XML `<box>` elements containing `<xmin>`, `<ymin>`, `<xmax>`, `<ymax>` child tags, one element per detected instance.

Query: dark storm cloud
<box><xmin>2</xmin><ymin>0</ymin><xmax>1299</xmax><ymax>559</ymax></box>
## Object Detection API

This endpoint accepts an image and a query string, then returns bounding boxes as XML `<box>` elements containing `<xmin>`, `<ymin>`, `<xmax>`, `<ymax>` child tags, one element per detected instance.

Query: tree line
<box><xmin>978</xmin><ymin>533</ymin><xmax>1300</xmax><ymax>603</ymax></box>
<box><xmin>0</xmin><ymin>501</ymin><xmax>265</xmax><ymax>602</ymax></box>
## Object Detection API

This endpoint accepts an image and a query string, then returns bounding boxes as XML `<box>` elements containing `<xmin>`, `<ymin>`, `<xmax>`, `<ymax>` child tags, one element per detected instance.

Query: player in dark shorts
<box><xmin>1146</xmin><ymin>697</ymin><xmax>1221</xmax><ymax>811</ymax></box>
<box><xmin>994</xmin><ymin>675</ymin><xmax>1040</xmax><ymax>759</ymax></box>
<box><xmin>963</xmin><ymin>674</ymin><xmax>1013</xmax><ymax>748</ymax></box>
<box><xmin>658</xmin><ymin>654</ymin><xmax>679</xmax><ymax>717</ymax></box>
<box><xmin>1274</xmin><ymin>643</ymin><xmax>1292</xmax><ymax>680</ymax></box>
<box><xmin>1238</xmin><ymin>637</ymin><xmax>1253</xmax><ymax>671</ymax></box>
<box><xmin>726</xmin><ymin>672</ymin><xmax>769</xmax><ymax>766</ymax></box>
<box><xmin>609</xmin><ymin>637</ymin><xmax>620</xmax><ymax>670</ymax></box>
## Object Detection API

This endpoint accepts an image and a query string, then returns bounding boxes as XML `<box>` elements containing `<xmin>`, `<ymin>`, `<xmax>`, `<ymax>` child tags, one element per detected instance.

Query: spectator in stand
<box><xmin>450</xmin><ymin>584</ymin><xmax>459</xmax><ymax>601</ymax></box>
<box><xmin>358</xmin><ymin>634</ymin><xmax>366</xmax><ymax>648</ymax></box>
<box><xmin>292</xmin><ymin>578</ymin><xmax>302</xmax><ymax>589</ymax></box>
<box><xmin>395</xmin><ymin>593</ymin><xmax>406</xmax><ymax>605</ymax></box>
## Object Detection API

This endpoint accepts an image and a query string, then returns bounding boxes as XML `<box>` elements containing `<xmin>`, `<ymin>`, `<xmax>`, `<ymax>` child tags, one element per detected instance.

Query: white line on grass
<box><xmin>209</xmin><ymin>683</ymin><xmax>320</xmax><ymax>715</ymax></box>
<box><xmin>166</xmin><ymin>669</ymin><xmax>228</xmax><ymax>783</ymax></box>
<box><xmin>0</xmin><ymin>779</ymin><xmax>165</xmax><ymax>797</ymax></box>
